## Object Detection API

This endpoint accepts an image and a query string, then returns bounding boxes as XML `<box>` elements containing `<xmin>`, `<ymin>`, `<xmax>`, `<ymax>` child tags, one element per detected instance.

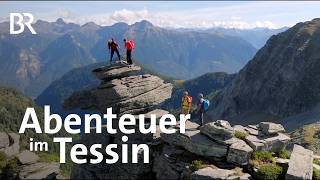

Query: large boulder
<box><xmin>16</xmin><ymin>150</ymin><xmax>40</xmax><ymax>165</ymax></box>
<box><xmin>0</xmin><ymin>132</ymin><xmax>9</xmax><ymax>148</ymax></box>
<box><xmin>161</xmin><ymin>121</ymin><xmax>228</xmax><ymax>157</ymax></box>
<box><xmin>286</xmin><ymin>144</ymin><xmax>313</xmax><ymax>180</ymax></box>
<box><xmin>259</xmin><ymin>122</ymin><xmax>285</xmax><ymax>135</ymax></box>
<box><xmin>245</xmin><ymin>133</ymin><xmax>290</xmax><ymax>152</ymax></box>
<box><xmin>200</xmin><ymin>120</ymin><xmax>234</xmax><ymax>144</ymax></box>
<box><xmin>227</xmin><ymin>139</ymin><xmax>253</xmax><ymax>165</ymax></box>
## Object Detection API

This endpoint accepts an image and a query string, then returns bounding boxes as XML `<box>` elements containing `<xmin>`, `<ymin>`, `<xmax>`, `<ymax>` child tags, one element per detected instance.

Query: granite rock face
<box><xmin>210</xmin><ymin>18</ymin><xmax>320</xmax><ymax>125</ymax></box>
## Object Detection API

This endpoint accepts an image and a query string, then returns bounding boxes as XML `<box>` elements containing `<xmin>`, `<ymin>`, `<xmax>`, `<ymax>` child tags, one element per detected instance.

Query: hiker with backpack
<box><xmin>123</xmin><ymin>38</ymin><xmax>134</xmax><ymax>65</ymax></box>
<box><xmin>181</xmin><ymin>91</ymin><xmax>192</xmax><ymax>115</ymax></box>
<box><xmin>107</xmin><ymin>38</ymin><xmax>121</xmax><ymax>64</ymax></box>
<box><xmin>197</xmin><ymin>93</ymin><xmax>210</xmax><ymax>126</ymax></box>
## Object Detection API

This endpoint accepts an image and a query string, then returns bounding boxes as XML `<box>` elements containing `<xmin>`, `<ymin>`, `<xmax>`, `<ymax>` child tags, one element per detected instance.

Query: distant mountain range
<box><xmin>209</xmin><ymin>18</ymin><xmax>320</xmax><ymax>128</ymax></box>
<box><xmin>175</xmin><ymin>27</ymin><xmax>288</xmax><ymax>49</ymax></box>
<box><xmin>0</xmin><ymin>18</ymin><xmax>258</xmax><ymax>97</ymax></box>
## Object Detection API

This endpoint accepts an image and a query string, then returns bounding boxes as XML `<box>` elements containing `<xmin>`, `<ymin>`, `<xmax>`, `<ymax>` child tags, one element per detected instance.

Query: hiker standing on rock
<box><xmin>197</xmin><ymin>93</ymin><xmax>210</xmax><ymax>126</ymax></box>
<box><xmin>107</xmin><ymin>38</ymin><xmax>121</xmax><ymax>64</ymax></box>
<box><xmin>124</xmin><ymin>38</ymin><xmax>134</xmax><ymax>65</ymax></box>
<box><xmin>181</xmin><ymin>91</ymin><xmax>192</xmax><ymax>115</ymax></box>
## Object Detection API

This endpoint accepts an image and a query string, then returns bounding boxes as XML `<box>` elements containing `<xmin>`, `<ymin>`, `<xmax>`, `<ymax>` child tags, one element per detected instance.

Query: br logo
<box><xmin>10</xmin><ymin>13</ymin><xmax>37</xmax><ymax>34</ymax></box>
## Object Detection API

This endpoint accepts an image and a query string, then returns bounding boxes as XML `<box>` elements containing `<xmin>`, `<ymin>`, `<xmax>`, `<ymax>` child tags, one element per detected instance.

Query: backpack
<box><xmin>202</xmin><ymin>99</ymin><xmax>210</xmax><ymax>110</ymax></box>
<box><xmin>129</xmin><ymin>40</ymin><xmax>135</xmax><ymax>49</ymax></box>
<box><xmin>187</xmin><ymin>96</ymin><xmax>192</xmax><ymax>104</ymax></box>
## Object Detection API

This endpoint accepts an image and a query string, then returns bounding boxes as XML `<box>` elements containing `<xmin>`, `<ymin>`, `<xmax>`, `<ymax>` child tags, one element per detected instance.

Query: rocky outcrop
<box><xmin>66</xmin><ymin>63</ymin><xmax>173</xmax><ymax>179</ymax></box>
<box><xmin>210</xmin><ymin>18</ymin><xmax>320</xmax><ymax>125</ymax></box>
<box><xmin>162</xmin><ymin>120</ymin><xmax>290</xmax><ymax>166</ymax></box>
<box><xmin>61</xmin><ymin>63</ymin><xmax>317</xmax><ymax>179</ymax></box>
<box><xmin>64</xmin><ymin>64</ymin><xmax>172</xmax><ymax>115</ymax></box>
<box><xmin>286</xmin><ymin>144</ymin><xmax>313</xmax><ymax>179</ymax></box>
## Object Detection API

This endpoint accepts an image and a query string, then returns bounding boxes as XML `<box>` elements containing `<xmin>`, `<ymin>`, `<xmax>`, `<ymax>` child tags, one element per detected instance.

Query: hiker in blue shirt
<box><xmin>197</xmin><ymin>93</ymin><xmax>210</xmax><ymax>126</ymax></box>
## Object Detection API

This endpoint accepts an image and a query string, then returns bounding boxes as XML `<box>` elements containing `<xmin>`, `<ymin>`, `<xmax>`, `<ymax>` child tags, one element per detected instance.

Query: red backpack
<box><xmin>129</xmin><ymin>40</ymin><xmax>135</xmax><ymax>49</ymax></box>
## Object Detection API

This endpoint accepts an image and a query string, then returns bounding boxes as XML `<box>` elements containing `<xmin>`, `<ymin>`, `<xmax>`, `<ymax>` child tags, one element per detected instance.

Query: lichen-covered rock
<box><xmin>259</xmin><ymin>122</ymin><xmax>285</xmax><ymax>135</ymax></box>
<box><xmin>286</xmin><ymin>144</ymin><xmax>313</xmax><ymax>180</ymax></box>
<box><xmin>161</xmin><ymin>121</ymin><xmax>228</xmax><ymax>157</ymax></box>
<box><xmin>227</xmin><ymin>139</ymin><xmax>253</xmax><ymax>165</ymax></box>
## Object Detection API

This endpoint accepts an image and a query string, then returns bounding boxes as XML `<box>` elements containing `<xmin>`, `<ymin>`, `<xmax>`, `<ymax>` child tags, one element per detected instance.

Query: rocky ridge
<box><xmin>210</xmin><ymin>18</ymin><xmax>320</xmax><ymax>126</ymax></box>
<box><xmin>64</xmin><ymin>63</ymin><xmax>316</xmax><ymax>179</ymax></box>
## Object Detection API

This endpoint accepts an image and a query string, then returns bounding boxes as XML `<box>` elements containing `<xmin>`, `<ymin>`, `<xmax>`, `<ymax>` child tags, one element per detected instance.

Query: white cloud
<box><xmin>49</xmin><ymin>3</ymin><xmax>294</xmax><ymax>29</ymax></box>
<box><xmin>74</xmin><ymin>7</ymin><xmax>278</xmax><ymax>29</ymax></box>
<box><xmin>110</xmin><ymin>9</ymin><xmax>148</xmax><ymax>24</ymax></box>
<box><xmin>56</xmin><ymin>8</ymin><xmax>72</xmax><ymax>18</ymax></box>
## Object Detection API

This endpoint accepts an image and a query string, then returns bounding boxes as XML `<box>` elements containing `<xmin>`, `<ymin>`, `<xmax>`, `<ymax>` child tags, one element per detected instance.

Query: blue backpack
<box><xmin>202</xmin><ymin>99</ymin><xmax>210</xmax><ymax>110</ymax></box>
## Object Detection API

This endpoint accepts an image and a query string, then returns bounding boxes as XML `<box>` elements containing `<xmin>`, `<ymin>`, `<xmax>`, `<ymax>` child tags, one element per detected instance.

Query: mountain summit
<box><xmin>210</xmin><ymin>18</ymin><xmax>320</xmax><ymax>125</ymax></box>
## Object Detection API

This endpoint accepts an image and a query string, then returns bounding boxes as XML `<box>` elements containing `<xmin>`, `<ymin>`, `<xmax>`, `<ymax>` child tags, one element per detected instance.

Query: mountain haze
<box><xmin>175</xmin><ymin>27</ymin><xmax>288</xmax><ymax>49</ymax></box>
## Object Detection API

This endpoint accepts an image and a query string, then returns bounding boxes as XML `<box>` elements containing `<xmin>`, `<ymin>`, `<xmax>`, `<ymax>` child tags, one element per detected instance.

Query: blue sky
<box><xmin>1</xmin><ymin>1</ymin><xmax>320</xmax><ymax>29</ymax></box>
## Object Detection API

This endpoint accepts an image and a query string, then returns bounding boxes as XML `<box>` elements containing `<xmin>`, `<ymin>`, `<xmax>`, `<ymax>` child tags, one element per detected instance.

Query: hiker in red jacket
<box><xmin>123</xmin><ymin>38</ymin><xmax>134</xmax><ymax>65</ymax></box>
<box><xmin>107</xmin><ymin>38</ymin><xmax>120</xmax><ymax>64</ymax></box>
